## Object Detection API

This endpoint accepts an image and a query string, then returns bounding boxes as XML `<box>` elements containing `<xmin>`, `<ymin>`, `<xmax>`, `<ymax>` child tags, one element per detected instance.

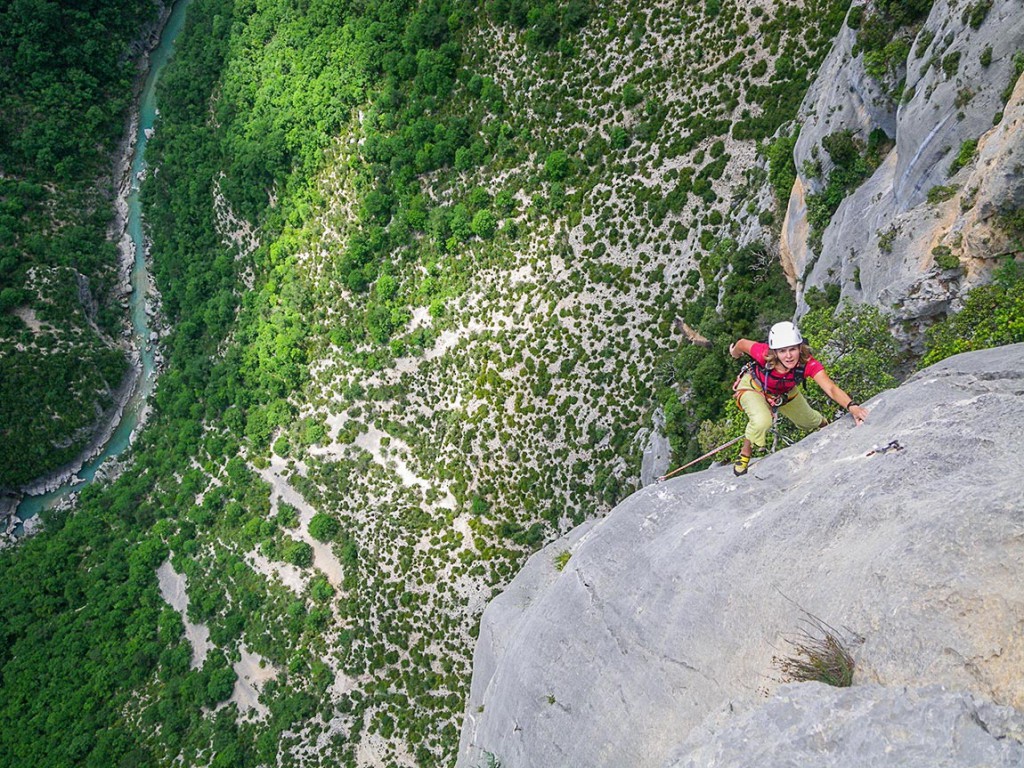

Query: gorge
<box><xmin>0</xmin><ymin>0</ymin><xmax>1022</xmax><ymax>765</ymax></box>
<box><xmin>8</xmin><ymin>0</ymin><xmax>189</xmax><ymax>531</ymax></box>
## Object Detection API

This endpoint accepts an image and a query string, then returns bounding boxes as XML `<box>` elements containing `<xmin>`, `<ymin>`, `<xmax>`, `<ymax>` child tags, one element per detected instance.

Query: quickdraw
<box><xmin>866</xmin><ymin>440</ymin><xmax>903</xmax><ymax>457</ymax></box>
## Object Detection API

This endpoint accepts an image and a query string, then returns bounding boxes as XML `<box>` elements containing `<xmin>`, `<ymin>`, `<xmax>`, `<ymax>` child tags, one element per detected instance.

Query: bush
<box><xmin>471</xmin><ymin>209</ymin><xmax>498</xmax><ymax>239</ymax></box>
<box><xmin>931</xmin><ymin>245</ymin><xmax>960</xmax><ymax>270</ymax></box>
<box><xmin>622</xmin><ymin>83</ymin><xmax>643</xmax><ymax>107</ymax></box>
<box><xmin>205</xmin><ymin>662</ymin><xmax>238</xmax><ymax>705</ymax></box>
<box><xmin>962</xmin><ymin>0</ymin><xmax>992</xmax><ymax>29</ymax></box>
<box><xmin>767</xmin><ymin>132</ymin><xmax>798</xmax><ymax>202</ymax></box>
<box><xmin>926</xmin><ymin>184</ymin><xmax>957</xmax><ymax>204</ymax></box>
<box><xmin>309</xmin><ymin>513</ymin><xmax>340</xmax><ymax>542</ymax></box>
<box><xmin>941</xmin><ymin>51</ymin><xmax>961</xmax><ymax>78</ymax></box>
<box><xmin>1001</xmin><ymin>52</ymin><xmax>1024</xmax><ymax>105</ymax></box>
<box><xmin>544</xmin><ymin>150</ymin><xmax>570</xmax><ymax>181</ymax></box>
<box><xmin>853</xmin><ymin>0</ymin><xmax>931</xmax><ymax>85</ymax></box>
<box><xmin>283</xmin><ymin>538</ymin><xmax>314</xmax><ymax>567</ymax></box>
<box><xmin>921</xmin><ymin>259</ymin><xmax>1024</xmax><ymax>367</ymax></box>
<box><xmin>947</xmin><ymin>139</ymin><xmax>977</xmax><ymax>176</ymax></box>
<box><xmin>805</xmin><ymin>129</ymin><xmax>891</xmax><ymax>252</ymax></box>
<box><xmin>277</xmin><ymin>502</ymin><xmax>300</xmax><ymax>529</ymax></box>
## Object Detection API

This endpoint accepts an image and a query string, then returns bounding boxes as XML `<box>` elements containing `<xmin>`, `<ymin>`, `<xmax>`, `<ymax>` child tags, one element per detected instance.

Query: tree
<box><xmin>801</xmin><ymin>301</ymin><xmax>902</xmax><ymax>417</ymax></box>
<box><xmin>921</xmin><ymin>260</ymin><xmax>1024</xmax><ymax>366</ymax></box>
<box><xmin>205</xmin><ymin>664</ymin><xmax>238</xmax><ymax>706</ymax></box>
<box><xmin>768</xmin><ymin>131</ymin><xmax>798</xmax><ymax>202</ymax></box>
<box><xmin>544</xmin><ymin>149</ymin><xmax>570</xmax><ymax>181</ymax></box>
<box><xmin>283</xmin><ymin>538</ymin><xmax>314</xmax><ymax>567</ymax></box>
<box><xmin>470</xmin><ymin>209</ymin><xmax>497</xmax><ymax>239</ymax></box>
<box><xmin>309</xmin><ymin>513</ymin><xmax>340</xmax><ymax>542</ymax></box>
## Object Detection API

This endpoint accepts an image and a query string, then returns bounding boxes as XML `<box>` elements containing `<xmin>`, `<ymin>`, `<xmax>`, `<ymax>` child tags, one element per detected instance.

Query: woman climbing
<box><xmin>729</xmin><ymin>321</ymin><xmax>868</xmax><ymax>476</ymax></box>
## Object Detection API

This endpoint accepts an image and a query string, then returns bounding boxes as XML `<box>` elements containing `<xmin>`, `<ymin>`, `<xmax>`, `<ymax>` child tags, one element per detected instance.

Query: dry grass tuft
<box><xmin>773</xmin><ymin>612</ymin><xmax>856</xmax><ymax>688</ymax></box>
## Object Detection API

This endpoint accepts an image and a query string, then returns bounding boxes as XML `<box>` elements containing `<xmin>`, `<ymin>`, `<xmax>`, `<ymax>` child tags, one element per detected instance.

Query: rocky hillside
<box><xmin>458</xmin><ymin>343</ymin><xmax>1024</xmax><ymax>768</ymax></box>
<box><xmin>783</xmin><ymin>0</ymin><xmax>1024</xmax><ymax>347</ymax></box>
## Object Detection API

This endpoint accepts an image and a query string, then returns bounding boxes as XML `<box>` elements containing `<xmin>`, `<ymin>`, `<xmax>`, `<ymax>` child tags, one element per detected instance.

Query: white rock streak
<box><xmin>156</xmin><ymin>559</ymin><xmax>211</xmax><ymax>669</ymax></box>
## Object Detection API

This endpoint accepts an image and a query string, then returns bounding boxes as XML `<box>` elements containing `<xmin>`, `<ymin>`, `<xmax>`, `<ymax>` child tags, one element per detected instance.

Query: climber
<box><xmin>729</xmin><ymin>321</ymin><xmax>868</xmax><ymax>476</ymax></box>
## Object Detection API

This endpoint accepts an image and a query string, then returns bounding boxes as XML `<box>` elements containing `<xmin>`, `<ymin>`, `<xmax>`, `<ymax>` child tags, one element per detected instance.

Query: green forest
<box><xmin>2</xmin><ymin>0</ymin><xmax>1024</xmax><ymax>766</ymax></box>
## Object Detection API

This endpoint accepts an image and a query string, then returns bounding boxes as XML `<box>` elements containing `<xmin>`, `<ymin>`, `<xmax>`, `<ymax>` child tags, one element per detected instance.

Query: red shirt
<box><xmin>748</xmin><ymin>342</ymin><xmax>824</xmax><ymax>395</ymax></box>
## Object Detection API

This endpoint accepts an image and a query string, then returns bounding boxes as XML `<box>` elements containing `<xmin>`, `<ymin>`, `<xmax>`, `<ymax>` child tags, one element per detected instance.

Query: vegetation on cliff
<box><xmin>922</xmin><ymin>258</ymin><xmax>1024</xmax><ymax>367</ymax></box>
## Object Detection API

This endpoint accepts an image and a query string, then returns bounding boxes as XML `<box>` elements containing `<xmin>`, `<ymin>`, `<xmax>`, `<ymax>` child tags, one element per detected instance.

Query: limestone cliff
<box><xmin>782</xmin><ymin>0</ymin><xmax>1024</xmax><ymax>347</ymax></box>
<box><xmin>457</xmin><ymin>343</ymin><xmax>1024</xmax><ymax>767</ymax></box>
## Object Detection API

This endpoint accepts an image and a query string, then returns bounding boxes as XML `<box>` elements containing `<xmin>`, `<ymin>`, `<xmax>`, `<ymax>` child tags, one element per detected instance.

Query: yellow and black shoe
<box><xmin>733</xmin><ymin>452</ymin><xmax>751</xmax><ymax>476</ymax></box>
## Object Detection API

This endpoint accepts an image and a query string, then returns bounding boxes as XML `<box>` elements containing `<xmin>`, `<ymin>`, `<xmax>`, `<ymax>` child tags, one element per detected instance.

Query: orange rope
<box><xmin>657</xmin><ymin>435</ymin><xmax>744</xmax><ymax>482</ymax></box>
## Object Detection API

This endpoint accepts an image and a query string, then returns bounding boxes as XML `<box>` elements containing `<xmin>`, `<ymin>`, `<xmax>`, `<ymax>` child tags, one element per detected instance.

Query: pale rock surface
<box><xmin>669</xmin><ymin>683</ymin><xmax>1024</xmax><ymax>768</ymax></box>
<box><xmin>791</xmin><ymin>17</ymin><xmax>894</xmax><ymax>200</ymax></box>
<box><xmin>457</xmin><ymin>344</ymin><xmax>1024</xmax><ymax>768</ymax></box>
<box><xmin>640</xmin><ymin>407</ymin><xmax>672</xmax><ymax>486</ymax></box>
<box><xmin>157</xmin><ymin>559</ymin><xmax>211</xmax><ymax>669</ymax></box>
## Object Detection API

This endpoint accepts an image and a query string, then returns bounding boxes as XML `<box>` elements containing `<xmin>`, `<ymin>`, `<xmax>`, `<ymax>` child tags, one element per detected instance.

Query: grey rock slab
<box><xmin>668</xmin><ymin>683</ymin><xmax>1024</xmax><ymax>768</ymax></box>
<box><xmin>457</xmin><ymin>344</ymin><xmax>1024</xmax><ymax>768</ymax></box>
<box><xmin>894</xmin><ymin>0</ymin><xmax>1024</xmax><ymax>210</ymax></box>
<box><xmin>459</xmin><ymin>517</ymin><xmax>599</xmax><ymax>758</ymax></box>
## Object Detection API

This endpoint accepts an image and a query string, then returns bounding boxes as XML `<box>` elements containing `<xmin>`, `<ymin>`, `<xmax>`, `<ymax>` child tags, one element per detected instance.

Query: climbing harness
<box><xmin>766</xmin><ymin>403</ymin><xmax>798</xmax><ymax>454</ymax></box>
<box><xmin>732</xmin><ymin>361</ymin><xmax>806</xmax><ymax>411</ymax></box>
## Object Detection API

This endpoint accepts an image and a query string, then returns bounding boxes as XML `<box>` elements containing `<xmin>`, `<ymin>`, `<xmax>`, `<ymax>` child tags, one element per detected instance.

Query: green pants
<box><xmin>736</xmin><ymin>374</ymin><xmax>824</xmax><ymax>448</ymax></box>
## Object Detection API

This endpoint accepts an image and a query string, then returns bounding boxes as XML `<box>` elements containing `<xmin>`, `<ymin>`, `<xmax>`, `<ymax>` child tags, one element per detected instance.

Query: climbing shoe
<box><xmin>733</xmin><ymin>453</ymin><xmax>750</xmax><ymax>476</ymax></box>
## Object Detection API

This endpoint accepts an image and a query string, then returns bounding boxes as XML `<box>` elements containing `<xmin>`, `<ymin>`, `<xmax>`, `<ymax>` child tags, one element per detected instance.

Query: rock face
<box><xmin>782</xmin><ymin>0</ymin><xmax>1024</xmax><ymax>347</ymax></box>
<box><xmin>457</xmin><ymin>344</ymin><xmax>1024</xmax><ymax>768</ymax></box>
<box><xmin>670</xmin><ymin>684</ymin><xmax>1024</xmax><ymax>768</ymax></box>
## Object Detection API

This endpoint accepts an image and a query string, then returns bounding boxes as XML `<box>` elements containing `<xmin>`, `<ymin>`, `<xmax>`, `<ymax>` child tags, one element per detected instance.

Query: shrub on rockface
<box><xmin>768</xmin><ymin>130</ymin><xmax>799</xmax><ymax>203</ymax></box>
<box><xmin>805</xmin><ymin>129</ymin><xmax>893</xmax><ymax>253</ymax></box>
<box><xmin>921</xmin><ymin>259</ymin><xmax>1024</xmax><ymax>367</ymax></box>
<box><xmin>773</xmin><ymin>613</ymin><xmax>856</xmax><ymax>688</ymax></box>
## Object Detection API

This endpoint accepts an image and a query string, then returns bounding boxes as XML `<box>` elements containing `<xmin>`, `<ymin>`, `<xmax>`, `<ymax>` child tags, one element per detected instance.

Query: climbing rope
<box><xmin>768</xmin><ymin>405</ymin><xmax>797</xmax><ymax>454</ymax></box>
<box><xmin>657</xmin><ymin>435</ymin><xmax>744</xmax><ymax>483</ymax></box>
<box><xmin>658</xmin><ymin>403</ymin><xmax>802</xmax><ymax>483</ymax></box>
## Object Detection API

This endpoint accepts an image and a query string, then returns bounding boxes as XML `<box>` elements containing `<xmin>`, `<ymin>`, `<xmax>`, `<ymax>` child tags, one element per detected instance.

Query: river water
<box><xmin>15</xmin><ymin>0</ymin><xmax>190</xmax><ymax>523</ymax></box>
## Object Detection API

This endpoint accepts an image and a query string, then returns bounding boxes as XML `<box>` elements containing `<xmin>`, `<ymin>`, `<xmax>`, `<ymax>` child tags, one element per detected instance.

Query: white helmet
<box><xmin>768</xmin><ymin>321</ymin><xmax>803</xmax><ymax>349</ymax></box>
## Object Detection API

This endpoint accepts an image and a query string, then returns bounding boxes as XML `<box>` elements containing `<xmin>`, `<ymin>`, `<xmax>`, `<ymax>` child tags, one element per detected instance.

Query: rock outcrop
<box><xmin>782</xmin><ymin>0</ymin><xmax>1024</xmax><ymax>347</ymax></box>
<box><xmin>457</xmin><ymin>344</ymin><xmax>1024</xmax><ymax>768</ymax></box>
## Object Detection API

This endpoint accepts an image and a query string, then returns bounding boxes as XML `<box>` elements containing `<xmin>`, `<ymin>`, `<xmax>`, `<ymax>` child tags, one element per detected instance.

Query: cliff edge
<box><xmin>458</xmin><ymin>344</ymin><xmax>1024</xmax><ymax>767</ymax></box>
